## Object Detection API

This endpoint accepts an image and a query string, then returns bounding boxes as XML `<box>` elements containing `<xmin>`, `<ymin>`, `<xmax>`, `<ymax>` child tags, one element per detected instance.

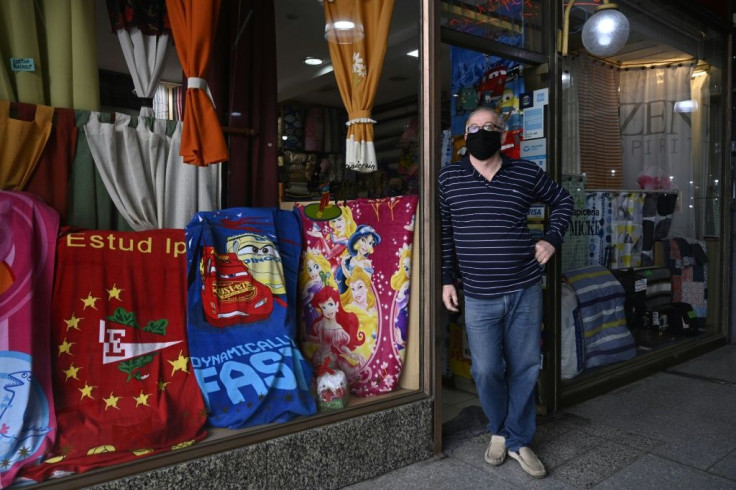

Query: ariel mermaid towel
<box><xmin>296</xmin><ymin>195</ymin><xmax>418</xmax><ymax>397</ymax></box>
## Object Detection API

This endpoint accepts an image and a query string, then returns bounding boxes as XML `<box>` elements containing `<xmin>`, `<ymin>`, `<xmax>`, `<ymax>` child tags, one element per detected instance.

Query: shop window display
<box><xmin>0</xmin><ymin>189</ymin><xmax>420</xmax><ymax>486</ymax></box>
<box><xmin>559</xmin><ymin>55</ymin><xmax>714</xmax><ymax>372</ymax></box>
<box><xmin>0</xmin><ymin>0</ymin><xmax>426</xmax><ymax>485</ymax></box>
<box><xmin>558</xmin><ymin>0</ymin><xmax>727</xmax><ymax>380</ymax></box>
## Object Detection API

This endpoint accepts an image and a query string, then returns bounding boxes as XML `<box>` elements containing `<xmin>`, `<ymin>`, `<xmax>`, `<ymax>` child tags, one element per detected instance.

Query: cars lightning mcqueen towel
<box><xmin>0</xmin><ymin>191</ymin><xmax>58</xmax><ymax>489</ymax></box>
<box><xmin>18</xmin><ymin>228</ymin><xmax>207</xmax><ymax>484</ymax></box>
<box><xmin>185</xmin><ymin>208</ymin><xmax>316</xmax><ymax>429</ymax></box>
<box><xmin>295</xmin><ymin>195</ymin><xmax>418</xmax><ymax>397</ymax></box>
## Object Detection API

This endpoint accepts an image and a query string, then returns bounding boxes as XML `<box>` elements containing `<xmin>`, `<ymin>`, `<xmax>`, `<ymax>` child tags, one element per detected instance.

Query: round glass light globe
<box><xmin>581</xmin><ymin>9</ymin><xmax>630</xmax><ymax>57</ymax></box>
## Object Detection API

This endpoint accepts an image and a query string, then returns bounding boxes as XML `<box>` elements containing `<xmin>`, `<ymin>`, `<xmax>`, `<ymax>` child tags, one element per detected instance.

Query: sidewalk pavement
<box><xmin>346</xmin><ymin>344</ymin><xmax>736</xmax><ymax>489</ymax></box>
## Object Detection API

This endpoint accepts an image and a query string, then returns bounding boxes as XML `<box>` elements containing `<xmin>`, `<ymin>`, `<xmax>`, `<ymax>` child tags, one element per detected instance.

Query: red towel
<box><xmin>20</xmin><ymin>228</ymin><xmax>207</xmax><ymax>483</ymax></box>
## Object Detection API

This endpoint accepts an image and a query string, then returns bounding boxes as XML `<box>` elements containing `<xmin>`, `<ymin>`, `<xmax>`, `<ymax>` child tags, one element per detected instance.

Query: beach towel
<box><xmin>563</xmin><ymin>265</ymin><xmax>637</xmax><ymax>370</ymax></box>
<box><xmin>19</xmin><ymin>228</ymin><xmax>207</xmax><ymax>484</ymax></box>
<box><xmin>185</xmin><ymin>208</ymin><xmax>316</xmax><ymax>429</ymax></box>
<box><xmin>584</xmin><ymin>192</ymin><xmax>614</xmax><ymax>267</ymax></box>
<box><xmin>0</xmin><ymin>191</ymin><xmax>59</xmax><ymax>488</ymax></box>
<box><xmin>296</xmin><ymin>195</ymin><xmax>418</xmax><ymax>397</ymax></box>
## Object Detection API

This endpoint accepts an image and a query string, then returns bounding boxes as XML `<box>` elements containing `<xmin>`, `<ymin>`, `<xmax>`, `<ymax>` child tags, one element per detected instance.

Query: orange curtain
<box><xmin>166</xmin><ymin>0</ymin><xmax>228</xmax><ymax>166</ymax></box>
<box><xmin>325</xmin><ymin>0</ymin><xmax>394</xmax><ymax>173</ymax></box>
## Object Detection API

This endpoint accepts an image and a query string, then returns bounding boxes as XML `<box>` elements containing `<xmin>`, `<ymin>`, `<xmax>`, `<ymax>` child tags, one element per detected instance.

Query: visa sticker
<box><xmin>527</xmin><ymin>205</ymin><xmax>545</xmax><ymax>220</ymax></box>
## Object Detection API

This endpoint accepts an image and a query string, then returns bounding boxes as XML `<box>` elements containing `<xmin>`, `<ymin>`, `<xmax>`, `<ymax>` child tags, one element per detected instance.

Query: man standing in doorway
<box><xmin>439</xmin><ymin>107</ymin><xmax>572</xmax><ymax>478</ymax></box>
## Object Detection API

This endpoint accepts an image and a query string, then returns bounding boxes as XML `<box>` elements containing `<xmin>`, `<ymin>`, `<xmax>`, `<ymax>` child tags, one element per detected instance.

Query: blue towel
<box><xmin>563</xmin><ymin>265</ymin><xmax>636</xmax><ymax>369</ymax></box>
<box><xmin>186</xmin><ymin>208</ymin><xmax>316</xmax><ymax>428</ymax></box>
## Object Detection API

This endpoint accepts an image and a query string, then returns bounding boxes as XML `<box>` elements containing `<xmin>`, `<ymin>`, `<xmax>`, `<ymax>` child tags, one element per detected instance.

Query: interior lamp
<box><xmin>324</xmin><ymin>0</ymin><xmax>364</xmax><ymax>44</ymax></box>
<box><xmin>561</xmin><ymin>0</ymin><xmax>630</xmax><ymax>57</ymax></box>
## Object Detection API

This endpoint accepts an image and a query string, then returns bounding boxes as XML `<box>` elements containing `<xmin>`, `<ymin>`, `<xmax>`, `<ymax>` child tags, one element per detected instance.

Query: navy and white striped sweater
<box><xmin>439</xmin><ymin>154</ymin><xmax>573</xmax><ymax>299</ymax></box>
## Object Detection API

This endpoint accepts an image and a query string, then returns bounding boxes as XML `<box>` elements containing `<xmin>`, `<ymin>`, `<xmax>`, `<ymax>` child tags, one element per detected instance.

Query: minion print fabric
<box><xmin>185</xmin><ymin>208</ymin><xmax>316</xmax><ymax>428</ymax></box>
<box><xmin>296</xmin><ymin>195</ymin><xmax>418</xmax><ymax>397</ymax></box>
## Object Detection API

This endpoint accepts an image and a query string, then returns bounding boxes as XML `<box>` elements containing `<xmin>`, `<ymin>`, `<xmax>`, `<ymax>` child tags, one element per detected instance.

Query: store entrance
<box><xmin>436</xmin><ymin>35</ymin><xmax>549</xmax><ymax>446</ymax></box>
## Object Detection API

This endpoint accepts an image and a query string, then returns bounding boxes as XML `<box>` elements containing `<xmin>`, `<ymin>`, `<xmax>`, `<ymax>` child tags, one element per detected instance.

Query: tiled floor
<box><xmin>348</xmin><ymin>344</ymin><xmax>736</xmax><ymax>489</ymax></box>
<box><xmin>441</xmin><ymin>382</ymin><xmax>481</xmax><ymax>424</ymax></box>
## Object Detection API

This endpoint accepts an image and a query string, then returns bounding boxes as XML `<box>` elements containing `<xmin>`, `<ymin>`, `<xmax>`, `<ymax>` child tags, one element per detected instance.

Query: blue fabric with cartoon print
<box><xmin>185</xmin><ymin>207</ymin><xmax>316</xmax><ymax>429</ymax></box>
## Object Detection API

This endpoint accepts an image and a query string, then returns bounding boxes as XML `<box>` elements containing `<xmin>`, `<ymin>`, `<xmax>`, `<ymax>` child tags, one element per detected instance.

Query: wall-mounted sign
<box><xmin>521</xmin><ymin>138</ymin><xmax>546</xmax><ymax>172</ymax></box>
<box><xmin>523</xmin><ymin>106</ymin><xmax>544</xmax><ymax>140</ymax></box>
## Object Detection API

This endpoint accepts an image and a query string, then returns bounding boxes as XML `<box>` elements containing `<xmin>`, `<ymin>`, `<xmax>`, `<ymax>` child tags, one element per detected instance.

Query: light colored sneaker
<box><xmin>508</xmin><ymin>446</ymin><xmax>547</xmax><ymax>478</ymax></box>
<box><xmin>484</xmin><ymin>435</ymin><xmax>507</xmax><ymax>466</ymax></box>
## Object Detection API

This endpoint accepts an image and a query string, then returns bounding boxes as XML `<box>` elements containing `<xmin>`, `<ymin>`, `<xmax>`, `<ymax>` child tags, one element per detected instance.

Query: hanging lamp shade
<box><xmin>581</xmin><ymin>4</ymin><xmax>630</xmax><ymax>57</ymax></box>
<box><xmin>324</xmin><ymin>0</ymin><xmax>364</xmax><ymax>44</ymax></box>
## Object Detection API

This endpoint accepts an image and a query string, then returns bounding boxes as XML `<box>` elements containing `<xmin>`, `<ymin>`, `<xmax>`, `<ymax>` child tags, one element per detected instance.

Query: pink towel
<box><xmin>296</xmin><ymin>195</ymin><xmax>418</xmax><ymax>397</ymax></box>
<box><xmin>0</xmin><ymin>191</ymin><xmax>59</xmax><ymax>488</ymax></box>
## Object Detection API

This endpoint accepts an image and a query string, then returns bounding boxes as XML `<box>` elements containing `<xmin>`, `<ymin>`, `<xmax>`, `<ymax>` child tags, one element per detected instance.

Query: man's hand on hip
<box><xmin>535</xmin><ymin>240</ymin><xmax>556</xmax><ymax>265</ymax></box>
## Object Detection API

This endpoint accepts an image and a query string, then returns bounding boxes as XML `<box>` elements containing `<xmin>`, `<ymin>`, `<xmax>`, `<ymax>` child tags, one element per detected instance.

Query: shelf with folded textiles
<box><xmin>277</xmin><ymin>100</ymin><xmax>348</xmax><ymax>202</ymax></box>
<box><xmin>279</xmin><ymin>149</ymin><xmax>346</xmax><ymax>202</ymax></box>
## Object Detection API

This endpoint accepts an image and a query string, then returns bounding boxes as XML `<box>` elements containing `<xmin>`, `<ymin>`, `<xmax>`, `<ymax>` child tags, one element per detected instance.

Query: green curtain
<box><xmin>0</xmin><ymin>0</ymin><xmax>99</xmax><ymax>110</ymax></box>
<box><xmin>66</xmin><ymin>111</ymin><xmax>133</xmax><ymax>231</ymax></box>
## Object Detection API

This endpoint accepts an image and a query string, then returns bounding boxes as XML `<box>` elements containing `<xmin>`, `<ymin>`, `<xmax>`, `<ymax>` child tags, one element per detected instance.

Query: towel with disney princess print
<box><xmin>296</xmin><ymin>195</ymin><xmax>418</xmax><ymax>397</ymax></box>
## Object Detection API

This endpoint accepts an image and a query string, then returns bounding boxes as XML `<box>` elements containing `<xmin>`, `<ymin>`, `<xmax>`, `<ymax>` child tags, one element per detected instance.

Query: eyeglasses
<box><xmin>465</xmin><ymin>122</ymin><xmax>504</xmax><ymax>133</ymax></box>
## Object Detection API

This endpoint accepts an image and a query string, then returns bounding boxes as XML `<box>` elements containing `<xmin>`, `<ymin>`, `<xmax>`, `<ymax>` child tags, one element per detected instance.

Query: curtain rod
<box><xmin>565</xmin><ymin>53</ymin><xmax>697</xmax><ymax>71</ymax></box>
<box><xmin>619</xmin><ymin>59</ymin><xmax>697</xmax><ymax>70</ymax></box>
<box><xmin>586</xmin><ymin>188</ymin><xmax>678</xmax><ymax>194</ymax></box>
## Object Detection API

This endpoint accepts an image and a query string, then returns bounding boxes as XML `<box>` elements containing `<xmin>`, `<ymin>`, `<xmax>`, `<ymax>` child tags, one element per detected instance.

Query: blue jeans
<box><xmin>463</xmin><ymin>283</ymin><xmax>542</xmax><ymax>452</ymax></box>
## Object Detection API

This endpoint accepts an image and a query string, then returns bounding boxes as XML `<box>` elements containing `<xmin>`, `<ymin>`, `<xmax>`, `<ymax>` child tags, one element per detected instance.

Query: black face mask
<box><xmin>465</xmin><ymin>129</ymin><xmax>501</xmax><ymax>160</ymax></box>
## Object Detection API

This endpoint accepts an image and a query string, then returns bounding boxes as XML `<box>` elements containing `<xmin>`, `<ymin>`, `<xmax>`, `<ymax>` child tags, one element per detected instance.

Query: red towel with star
<box><xmin>19</xmin><ymin>229</ymin><xmax>207</xmax><ymax>483</ymax></box>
